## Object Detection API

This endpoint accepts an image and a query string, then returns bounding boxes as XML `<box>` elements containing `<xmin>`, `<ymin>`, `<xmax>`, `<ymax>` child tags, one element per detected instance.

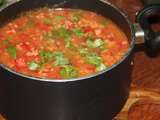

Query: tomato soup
<box><xmin>0</xmin><ymin>8</ymin><xmax>129</xmax><ymax>79</ymax></box>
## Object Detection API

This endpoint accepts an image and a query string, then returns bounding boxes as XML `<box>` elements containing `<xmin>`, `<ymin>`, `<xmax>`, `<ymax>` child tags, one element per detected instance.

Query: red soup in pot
<box><xmin>0</xmin><ymin>8</ymin><xmax>129</xmax><ymax>79</ymax></box>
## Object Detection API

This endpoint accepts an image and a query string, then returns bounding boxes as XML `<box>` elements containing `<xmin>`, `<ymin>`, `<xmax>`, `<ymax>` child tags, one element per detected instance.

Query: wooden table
<box><xmin>111</xmin><ymin>0</ymin><xmax>160</xmax><ymax>94</ymax></box>
<box><xmin>110</xmin><ymin>0</ymin><xmax>160</xmax><ymax>119</ymax></box>
<box><xmin>1</xmin><ymin>0</ymin><xmax>160</xmax><ymax>120</ymax></box>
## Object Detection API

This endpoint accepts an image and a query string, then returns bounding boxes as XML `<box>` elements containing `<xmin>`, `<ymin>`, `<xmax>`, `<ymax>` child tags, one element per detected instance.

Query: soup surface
<box><xmin>0</xmin><ymin>8</ymin><xmax>129</xmax><ymax>79</ymax></box>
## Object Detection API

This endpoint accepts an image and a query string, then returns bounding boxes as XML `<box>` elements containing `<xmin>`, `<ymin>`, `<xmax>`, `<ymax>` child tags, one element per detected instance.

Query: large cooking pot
<box><xmin>0</xmin><ymin>0</ymin><xmax>160</xmax><ymax>120</ymax></box>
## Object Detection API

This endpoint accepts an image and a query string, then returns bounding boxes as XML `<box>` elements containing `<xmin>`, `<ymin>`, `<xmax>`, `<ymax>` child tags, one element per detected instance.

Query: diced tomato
<box><xmin>79</xmin><ymin>64</ymin><xmax>96</xmax><ymax>76</ymax></box>
<box><xmin>18</xmin><ymin>33</ymin><xmax>28</xmax><ymax>40</ymax></box>
<box><xmin>45</xmin><ymin>68</ymin><xmax>61</xmax><ymax>79</ymax></box>
<box><xmin>71</xmin><ymin>56</ymin><xmax>85</xmax><ymax>67</ymax></box>
<box><xmin>0</xmin><ymin>52</ymin><xmax>15</xmax><ymax>68</ymax></box>
<box><xmin>65</xmin><ymin>20</ymin><xmax>74</xmax><ymax>29</ymax></box>
<box><xmin>25</xmin><ymin>55</ymin><xmax>40</xmax><ymax>62</ymax></box>
<box><xmin>38</xmin><ymin>66</ymin><xmax>61</xmax><ymax>79</ymax></box>
<box><xmin>101</xmin><ymin>51</ymin><xmax>117</xmax><ymax>67</ymax></box>
<box><xmin>17</xmin><ymin>42</ymin><xmax>33</xmax><ymax>51</ymax></box>
<box><xmin>14</xmin><ymin>17</ymin><xmax>28</xmax><ymax>26</ymax></box>
<box><xmin>83</xmin><ymin>26</ymin><xmax>94</xmax><ymax>33</ymax></box>
<box><xmin>94</xmin><ymin>28</ymin><xmax>102</xmax><ymax>35</ymax></box>
<box><xmin>36</xmin><ymin>21</ymin><xmax>51</xmax><ymax>31</ymax></box>
<box><xmin>15</xmin><ymin>58</ymin><xmax>27</xmax><ymax>68</ymax></box>
<box><xmin>71</xmin><ymin>36</ymin><xmax>85</xmax><ymax>46</ymax></box>
<box><xmin>118</xmin><ymin>40</ymin><xmax>129</xmax><ymax>50</ymax></box>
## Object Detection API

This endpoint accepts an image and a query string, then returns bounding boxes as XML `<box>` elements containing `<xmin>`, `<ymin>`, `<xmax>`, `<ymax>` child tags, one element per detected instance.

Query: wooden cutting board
<box><xmin>1</xmin><ymin>0</ymin><xmax>160</xmax><ymax>120</ymax></box>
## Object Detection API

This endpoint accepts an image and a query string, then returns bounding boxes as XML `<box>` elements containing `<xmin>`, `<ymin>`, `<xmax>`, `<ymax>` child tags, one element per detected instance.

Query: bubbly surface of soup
<box><xmin>0</xmin><ymin>8</ymin><xmax>129</xmax><ymax>79</ymax></box>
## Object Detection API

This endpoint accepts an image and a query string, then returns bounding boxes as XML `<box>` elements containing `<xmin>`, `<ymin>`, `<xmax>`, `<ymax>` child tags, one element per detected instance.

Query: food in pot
<box><xmin>0</xmin><ymin>8</ymin><xmax>129</xmax><ymax>79</ymax></box>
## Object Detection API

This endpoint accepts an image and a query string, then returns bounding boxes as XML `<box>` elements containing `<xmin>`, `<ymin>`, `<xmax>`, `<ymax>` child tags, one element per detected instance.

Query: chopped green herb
<box><xmin>85</xmin><ymin>53</ymin><xmax>102</xmax><ymax>66</ymax></box>
<box><xmin>40</xmin><ymin>50</ymin><xmax>54</xmax><ymax>62</ymax></box>
<box><xmin>79</xmin><ymin>47</ymin><xmax>88</xmax><ymax>55</ymax></box>
<box><xmin>58</xmin><ymin>27</ymin><xmax>72</xmax><ymax>47</ymax></box>
<box><xmin>73</xmin><ymin>28</ymin><xmax>84</xmax><ymax>37</ymax></box>
<box><xmin>67</xmin><ymin>43</ymin><xmax>77</xmax><ymax>51</ymax></box>
<box><xmin>96</xmin><ymin>63</ymin><xmax>106</xmax><ymax>72</ymax></box>
<box><xmin>7</xmin><ymin>46</ymin><xmax>17</xmax><ymax>59</ymax></box>
<box><xmin>52</xmin><ymin>51</ymin><xmax>63</xmax><ymax>57</ymax></box>
<box><xmin>60</xmin><ymin>65</ymin><xmax>78</xmax><ymax>79</ymax></box>
<box><xmin>64</xmin><ymin>38</ymin><xmax>72</xmax><ymax>48</ymax></box>
<box><xmin>43</xmin><ymin>18</ymin><xmax>52</xmax><ymax>25</ymax></box>
<box><xmin>28</xmin><ymin>61</ymin><xmax>40</xmax><ymax>71</ymax></box>
<box><xmin>59</xmin><ymin>27</ymin><xmax>71</xmax><ymax>39</ymax></box>
<box><xmin>86</xmin><ymin>38</ymin><xmax>94</xmax><ymax>48</ymax></box>
<box><xmin>43</xmin><ymin>29</ymin><xmax>60</xmax><ymax>41</ymax></box>
<box><xmin>71</xmin><ymin>15</ymin><xmax>80</xmax><ymax>22</ymax></box>
<box><xmin>94</xmin><ymin>38</ymin><xmax>105</xmax><ymax>48</ymax></box>
<box><xmin>55</xmin><ymin>15</ymin><xmax>64</xmax><ymax>21</ymax></box>
<box><xmin>43</xmin><ymin>27</ymin><xmax>72</xmax><ymax>47</ymax></box>
<box><xmin>51</xmin><ymin>27</ymin><xmax>71</xmax><ymax>40</ymax></box>
<box><xmin>39</xmin><ymin>51</ymin><xmax>70</xmax><ymax>66</ymax></box>
<box><xmin>53</xmin><ymin>52</ymin><xmax>70</xmax><ymax>66</ymax></box>
<box><xmin>3</xmin><ymin>35</ymin><xmax>13</xmax><ymax>45</ymax></box>
<box><xmin>86</xmin><ymin>38</ymin><xmax>105</xmax><ymax>49</ymax></box>
<box><xmin>85</xmin><ymin>52</ymin><xmax>107</xmax><ymax>71</ymax></box>
<box><xmin>54</xmin><ymin>56</ymin><xmax>69</xmax><ymax>66</ymax></box>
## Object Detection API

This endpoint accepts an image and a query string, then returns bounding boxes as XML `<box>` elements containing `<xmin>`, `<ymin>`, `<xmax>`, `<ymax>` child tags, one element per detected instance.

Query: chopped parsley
<box><xmin>79</xmin><ymin>47</ymin><xmax>89</xmax><ymax>55</ymax></box>
<box><xmin>39</xmin><ymin>51</ymin><xmax>70</xmax><ymax>66</ymax></box>
<box><xmin>59</xmin><ymin>27</ymin><xmax>71</xmax><ymax>39</ymax></box>
<box><xmin>28</xmin><ymin>61</ymin><xmax>40</xmax><ymax>71</ymax></box>
<box><xmin>85</xmin><ymin>52</ymin><xmax>106</xmax><ymax>71</ymax></box>
<box><xmin>96</xmin><ymin>63</ymin><xmax>107</xmax><ymax>72</ymax></box>
<box><xmin>58</xmin><ymin>27</ymin><xmax>72</xmax><ymax>47</ymax></box>
<box><xmin>40</xmin><ymin>50</ymin><xmax>54</xmax><ymax>62</ymax></box>
<box><xmin>53</xmin><ymin>52</ymin><xmax>69</xmax><ymax>66</ymax></box>
<box><xmin>3</xmin><ymin>35</ymin><xmax>13</xmax><ymax>45</ymax></box>
<box><xmin>85</xmin><ymin>53</ymin><xmax>102</xmax><ymax>66</ymax></box>
<box><xmin>7</xmin><ymin>46</ymin><xmax>17</xmax><ymax>59</ymax></box>
<box><xmin>71</xmin><ymin>15</ymin><xmax>80</xmax><ymax>22</ymax></box>
<box><xmin>86</xmin><ymin>38</ymin><xmax>105</xmax><ymax>49</ymax></box>
<box><xmin>55</xmin><ymin>15</ymin><xmax>64</xmax><ymax>21</ymax></box>
<box><xmin>73</xmin><ymin>28</ymin><xmax>84</xmax><ymax>37</ymax></box>
<box><xmin>60</xmin><ymin>65</ymin><xmax>78</xmax><ymax>79</ymax></box>
<box><xmin>43</xmin><ymin>18</ymin><xmax>52</xmax><ymax>25</ymax></box>
<box><xmin>43</xmin><ymin>27</ymin><xmax>69</xmax><ymax>41</ymax></box>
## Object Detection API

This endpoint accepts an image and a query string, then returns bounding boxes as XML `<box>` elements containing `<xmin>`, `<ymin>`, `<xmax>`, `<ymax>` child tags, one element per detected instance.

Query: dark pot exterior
<box><xmin>0</xmin><ymin>0</ymin><xmax>135</xmax><ymax>120</ymax></box>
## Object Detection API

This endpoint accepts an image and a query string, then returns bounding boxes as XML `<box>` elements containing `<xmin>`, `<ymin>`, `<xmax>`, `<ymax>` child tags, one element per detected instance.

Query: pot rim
<box><xmin>0</xmin><ymin>0</ymin><xmax>135</xmax><ymax>83</ymax></box>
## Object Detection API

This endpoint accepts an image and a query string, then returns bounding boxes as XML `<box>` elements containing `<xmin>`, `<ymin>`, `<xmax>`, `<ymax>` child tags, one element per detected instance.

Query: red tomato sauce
<box><xmin>0</xmin><ymin>8</ymin><xmax>129</xmax><ymax>79</ymax></box>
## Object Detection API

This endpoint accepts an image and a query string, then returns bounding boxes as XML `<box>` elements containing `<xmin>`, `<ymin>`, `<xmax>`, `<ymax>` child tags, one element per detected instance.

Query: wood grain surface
<box><xmin>1</xmin><ymin>0</ymin><xmax>160</xmax><ymax>120</ymax></box>
<box><xmin>110</xmin><ymin>0</ymin><xmax>160</xmax><ymax>119</ymax></box>
<box><xmin>110</xmin><ymin>0</ymin><xmax>160</xmax><ymax>93</ymax></box>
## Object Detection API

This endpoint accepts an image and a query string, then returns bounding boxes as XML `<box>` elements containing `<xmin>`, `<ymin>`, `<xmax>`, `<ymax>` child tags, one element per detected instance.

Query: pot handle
<box><xmin>136</xmin><ymin>4</ymin><xmax>160</xmax><ymax>55</ymax></box>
